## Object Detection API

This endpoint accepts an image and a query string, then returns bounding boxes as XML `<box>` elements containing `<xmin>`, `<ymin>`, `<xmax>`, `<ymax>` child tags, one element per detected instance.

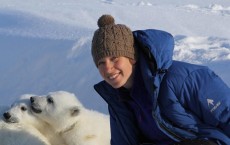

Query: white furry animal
<box><xmin>0</xmin><ymin>105</ymin><xmax>50</xmax><ymax>145</ymax></box>
<box><xmin>30</xmin><ymin>91</ymin><xmax>111</xmax><ymax>145</ymax></box>
<box><xmin>3</xmin><ymin>94</ymin><xmax>66</xmax><ymax>145</ymax></box>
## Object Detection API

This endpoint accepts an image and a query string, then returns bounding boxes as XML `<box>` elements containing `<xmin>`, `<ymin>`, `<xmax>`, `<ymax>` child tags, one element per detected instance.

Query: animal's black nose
<box><xmin>30</xmin><ymin>97</ymin><xmax>34</xmax><ymax>103</ymax></box>
<box><xmin>3</xmin><ymin>112</ymin><xmax>11</xmax><ymax>119</ymax></box>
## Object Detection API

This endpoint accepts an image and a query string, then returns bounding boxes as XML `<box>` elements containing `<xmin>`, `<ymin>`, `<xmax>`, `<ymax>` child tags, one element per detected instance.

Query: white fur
<box><xmin>3</xmin><ymin>94</ymin><xmax>66</xmax><ymax>145</ymax></box>
<box><xmin>31</xmin><ymin>91</ymin><xmax>111</xmax><ymax>145</ymax></box>
<box><xmin>0</xmin><ymin>105</ymin><xmax>50</xmax><ymax>145</ymax></box>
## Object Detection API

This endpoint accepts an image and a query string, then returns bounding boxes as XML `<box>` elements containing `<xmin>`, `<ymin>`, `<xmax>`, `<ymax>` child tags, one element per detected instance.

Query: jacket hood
<box><xmin>133</xmin><ymin>29</ymin><xmax>174</xmax><ymax>71</ymax></box>
<box><xmin>132</xmin><ymin>29</ymin><xmax>175</xmax><ymax>109</ymax></box>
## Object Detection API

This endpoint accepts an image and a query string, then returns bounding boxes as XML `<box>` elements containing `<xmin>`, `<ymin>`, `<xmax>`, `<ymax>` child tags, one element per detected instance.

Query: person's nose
<box><xmin>104</xmin><ymin>61</ymin><xmax>114</xmax><ymax>73</ymax></box>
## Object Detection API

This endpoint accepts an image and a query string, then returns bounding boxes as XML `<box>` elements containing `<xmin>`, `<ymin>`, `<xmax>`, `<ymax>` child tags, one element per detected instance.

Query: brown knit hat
<box><xmin>91</xmin><ymin>14</ymin><xmax>135</xmax><ymax>66</ymax></box>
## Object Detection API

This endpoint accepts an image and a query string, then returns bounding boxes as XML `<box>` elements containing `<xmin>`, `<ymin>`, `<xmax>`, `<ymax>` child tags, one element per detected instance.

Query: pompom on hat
<box><xmin>91</xmin><ymin>14</ymin><xmax>136</xmax><ymax>66</ymax></box>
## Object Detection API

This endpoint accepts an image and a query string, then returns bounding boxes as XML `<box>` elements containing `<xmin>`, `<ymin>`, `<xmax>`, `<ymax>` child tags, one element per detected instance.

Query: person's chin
<box><xmin>109</xmin><ymin>81</ymin><xmax>123</xmax><ymax>89</ymax></box>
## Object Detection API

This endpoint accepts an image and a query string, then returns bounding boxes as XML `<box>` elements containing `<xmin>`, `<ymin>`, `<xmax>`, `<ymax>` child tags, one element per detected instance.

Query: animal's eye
<box><xmin>47</xmin><ymin>97</ymin><xmax>54</xmax><ymax>104</ymax></box>
<box><xmin>21</xmin><ymin>106</ymin><xmax>27</xmax><ymax>111</ymax></box>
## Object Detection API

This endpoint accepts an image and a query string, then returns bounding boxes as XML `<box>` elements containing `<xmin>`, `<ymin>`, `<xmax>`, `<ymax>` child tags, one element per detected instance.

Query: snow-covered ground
<box><xmin>0</xmin><ymin>0</ymin><xmax>230</xmax><ymax>113</ymax></box>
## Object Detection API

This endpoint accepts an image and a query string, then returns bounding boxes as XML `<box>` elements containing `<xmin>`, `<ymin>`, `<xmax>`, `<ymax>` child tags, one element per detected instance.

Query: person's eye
<box><xmin>21</xmin><ymin>106</ymin><xmax>27</xmax><ymax>111</ymax></box>
<box><xmin>111</xmin><ymin>57</ymin><xmax>118</xmax><ymax>62</ymax></box>
<box><xmin>98</xmin><ymin>61</ymin><xmax>104</xmax><ymax>66</ymax></box>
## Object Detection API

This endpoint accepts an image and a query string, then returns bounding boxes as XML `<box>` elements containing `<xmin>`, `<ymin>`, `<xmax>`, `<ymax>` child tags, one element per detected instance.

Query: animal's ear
<box><xmin>70</xmin><ymin>106</ymin><xmax>80</xmax><ymax>117</ymax></box>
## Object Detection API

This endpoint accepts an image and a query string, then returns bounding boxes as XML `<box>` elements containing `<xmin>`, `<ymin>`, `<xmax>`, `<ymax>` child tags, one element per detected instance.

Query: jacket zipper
<box><xmin>157</xmin><ymin>120</ymin><xmax>184</xmax><ymax>141</ymax></box>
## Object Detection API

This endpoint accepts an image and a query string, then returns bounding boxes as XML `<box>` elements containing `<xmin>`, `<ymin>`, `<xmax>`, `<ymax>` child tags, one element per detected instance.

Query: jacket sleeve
<box><xmin>181</xmin><ymin>67</ymin><xmax>230</xmax><ymax>138</ymax></box>
<box><xmin>159</xmin><ymin>66</ymin><xmax>230</xmax><ymax>143</ymax></box>
<box><xmin>193</xmin><ymin>68</ymin><xmax>230</xmax><ymax>137</ymax></box>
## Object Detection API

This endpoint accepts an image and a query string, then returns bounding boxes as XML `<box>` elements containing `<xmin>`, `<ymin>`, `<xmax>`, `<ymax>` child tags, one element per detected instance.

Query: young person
<box><xmin>91</xmin><ymin>14</ymin><xmax>230</xmax><ymax>145</ymax></box>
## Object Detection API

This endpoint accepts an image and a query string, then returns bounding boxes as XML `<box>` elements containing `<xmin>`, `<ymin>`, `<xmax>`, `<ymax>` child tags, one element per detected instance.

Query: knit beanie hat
<box><xmin>91</xmin><ymin>14</ymin><xmax>135</xmax><ymax>66</ymax></box>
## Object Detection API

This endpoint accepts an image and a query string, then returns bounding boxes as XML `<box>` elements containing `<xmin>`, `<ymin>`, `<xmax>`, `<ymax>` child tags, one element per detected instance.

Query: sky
<box><xmin>0</xmin><ymin>0</ymin><xmax>230</xmax><ymax>113</ymax></box>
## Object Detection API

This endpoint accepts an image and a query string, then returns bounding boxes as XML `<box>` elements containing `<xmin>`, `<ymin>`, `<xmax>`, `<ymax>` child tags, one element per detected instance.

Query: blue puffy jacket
<box><xmin>94</xmin><ymin>29</ymin><xmax>230</xmax><ymax>145</ymax></box>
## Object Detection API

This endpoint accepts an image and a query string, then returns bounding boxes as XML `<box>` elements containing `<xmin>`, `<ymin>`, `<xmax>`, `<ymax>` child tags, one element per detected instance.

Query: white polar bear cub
<box><xmin>3</xmin><ymin>94</ymin><xmax>66</xmax><ymax>145</ymax></box>
<box><xmin>30</xmin><ymin>91</ymin><xmax>111</xmax><ymax>145</ymax></box>
<box><xmin>0</xmin><ymin>104</ymin><xmax>50</xmax><ymax>145</ymax></box>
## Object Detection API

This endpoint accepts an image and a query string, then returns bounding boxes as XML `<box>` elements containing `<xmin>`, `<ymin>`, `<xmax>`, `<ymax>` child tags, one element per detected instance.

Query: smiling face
<box><xmin>97</xmin><ymin>56</ymin><xmax>136</xmax><ymax>89</ymax></box>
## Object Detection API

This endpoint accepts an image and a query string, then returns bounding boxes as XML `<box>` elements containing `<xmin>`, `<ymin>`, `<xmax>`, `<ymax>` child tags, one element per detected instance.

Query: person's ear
<box><xmin>130</xmin><ymin>59</ymin><xmax>136</xmax><ymax>65</ymax></box>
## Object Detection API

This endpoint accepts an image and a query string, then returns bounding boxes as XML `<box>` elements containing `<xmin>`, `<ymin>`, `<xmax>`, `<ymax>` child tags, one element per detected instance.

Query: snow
<box><xmin>0</xmin><ymin>0</ymin><xmax>230</xmax><ymax>113</ymax></box>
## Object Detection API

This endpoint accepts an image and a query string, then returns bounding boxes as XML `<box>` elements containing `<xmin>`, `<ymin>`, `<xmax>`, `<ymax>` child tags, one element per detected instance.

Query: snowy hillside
<box><xmin>0</xmin><ymin>0</ymin><xmax>230</xmax><ymax>113</ymax></box>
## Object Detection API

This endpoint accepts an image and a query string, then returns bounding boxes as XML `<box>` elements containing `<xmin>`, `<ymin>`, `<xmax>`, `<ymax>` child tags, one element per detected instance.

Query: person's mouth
<box><xmin>108</xmin><ymin>73</ymin><xmax>119</xmax><ymax>80</ymax></box>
